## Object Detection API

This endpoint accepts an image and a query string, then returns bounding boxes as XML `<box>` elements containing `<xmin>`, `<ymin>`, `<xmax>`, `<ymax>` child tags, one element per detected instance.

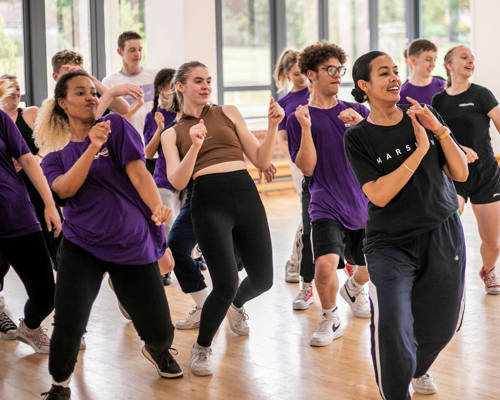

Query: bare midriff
<box><xmin>193</xmin><ymin>160</ymin><xmax>247</xmax><ymax>179</ymax></box>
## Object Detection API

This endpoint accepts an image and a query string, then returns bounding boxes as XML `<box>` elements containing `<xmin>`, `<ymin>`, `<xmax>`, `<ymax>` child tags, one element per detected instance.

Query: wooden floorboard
<box><xmin>0</xmin><ymin>194</ymin><xmax>498</xmax><ymax>400</ymax></box>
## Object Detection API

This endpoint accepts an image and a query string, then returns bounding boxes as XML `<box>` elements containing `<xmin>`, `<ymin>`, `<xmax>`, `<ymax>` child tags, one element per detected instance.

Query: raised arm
<box><xmin>223</xmin><ymin>99</ymin><xmax>284</xmax><ymax>169</ymax></box>
<box><xmin>361</xmin><ymin>113</ymin><xmax>430</xmax><ymax>207</ymax></box>
<box><xmin>50</xmin><ymin>121</ymin><xmax>110</xmax><ymax>199</ymax></box>
<box><xmin>294</xmin><ymin>105</ymin><xmax>316</xmax><ymax>176</ymax></box>
<box><xmin>162</xmin><ymin>123</ymin><xmax>204</xmax><ymax>190</ymax></box>
<box><xmin>144</xmin><ymin>112</ymin><xmax>164</xmax><ymax>159</ymax></box>
<box><xmin>17</xmin><ymin>152</ymin><xmax>61</xmax><ymax>236</ymax></box>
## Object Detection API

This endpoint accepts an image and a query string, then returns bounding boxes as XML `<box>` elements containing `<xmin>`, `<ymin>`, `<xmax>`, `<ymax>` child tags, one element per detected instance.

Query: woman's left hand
<box><xmin>44</xmin><ymin>205</ymin><xmax>62</xmax><ymax>237</ymax></box>
<box><xmin>151</xmin><ymin>204</ymin><xmax>172</xmax><ymax>226</ymax></box>
<box><xmin>268</xmin><ymin>98</ymin><xmax>285</xmax><ymax>128</ymax></box>
<box><xmin>158</xmin><ymin>248</ymin><xmax>175</xmax><ymax>273</ymax></box>
<box><xmin>406</xmin><ymin>96</ymin><xmax>441</xmax><ymax>132</ymax></box>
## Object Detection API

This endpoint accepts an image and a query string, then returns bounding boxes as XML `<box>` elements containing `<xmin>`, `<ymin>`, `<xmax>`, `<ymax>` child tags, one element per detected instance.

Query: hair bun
<box><xmin>351</xmin><ymin>87</ymin><xmax>366</xmax><ymax>103</ymax></box>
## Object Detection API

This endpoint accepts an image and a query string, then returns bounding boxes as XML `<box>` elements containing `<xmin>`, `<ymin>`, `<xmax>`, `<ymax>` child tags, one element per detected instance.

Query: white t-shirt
<box><xmin>102</xmin><ymin>67</ymin><xmax>157</xmax><ymax>138</ymax></box>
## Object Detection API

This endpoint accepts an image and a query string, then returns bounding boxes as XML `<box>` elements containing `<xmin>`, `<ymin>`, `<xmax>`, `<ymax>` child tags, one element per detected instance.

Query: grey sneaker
<box><xmin>0</xmin><ymin>311</ymin><xmax>17</xmax><ymax>340</ymax></box>
<box><xmin>175</xmin><ymin>306</ymin><xmax>202</xmax><ymax>329</ymax></box>
<box><xmin>190</xmin><ymin>342</ymin><xmax>213</xmax><ymax>376</ymax></box>
<box><xmin>16</xmin><ymin>319</ymin><xmax>50</xmax><ymax>353</ymax></box>
<box><xmin>41</xmin><ymin>385</ymin><xmax>71</xmax><ymax>399</ymax></box>
<box><xmin>226</xmin><ymin>304</ymin><xmax>249</xmax><ymax>335</ymax></box>
<box><xmin>412</xmin><ymin>373</ymin><xmax>438</xmax><ymax>394</ymax></box>
<box><xmin>0</xmin><ymin>295</ymin><xmax>4</xmax><ymax>310</ymax></box>
<box><xmin>142</xmin><ymin>346</ymin><xmax>183</xmax><ymax>379</ymax></box>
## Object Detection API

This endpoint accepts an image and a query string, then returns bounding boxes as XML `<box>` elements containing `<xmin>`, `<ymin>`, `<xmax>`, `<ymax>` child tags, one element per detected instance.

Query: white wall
<box><xmin>144</xmin><ymin>0</ymin><xmax>218</xmax><ymax>102</ymax></box>
<box><xmin>471</xmin><ymin>0</ymin><xmax>500</xmax><ymax>153</ymax></box>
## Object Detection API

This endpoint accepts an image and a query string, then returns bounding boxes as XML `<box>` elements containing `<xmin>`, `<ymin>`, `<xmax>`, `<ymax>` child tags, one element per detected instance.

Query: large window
<box><xmin>0</xmin><ymin>0</ymin><xmax>25</xmax><ymax>96</ymax></box>
<box><xmin>45</xmin><ymin>0</ymin><xmax>91</xmax><ymax>93</ymax></box>
<box><xmin>422</xmin><ymin>0</ymin><xmax>471</xmax><ymax>78</ymax></box>
<box><xmin>105</xmin><ymin>0</ymin><xmax>146</xmax><ymax>76</ymax></box>
<box><xmin>285</xmin><ymin>0</ymin><xmax>319</xmax><ymax>50</ymax></box>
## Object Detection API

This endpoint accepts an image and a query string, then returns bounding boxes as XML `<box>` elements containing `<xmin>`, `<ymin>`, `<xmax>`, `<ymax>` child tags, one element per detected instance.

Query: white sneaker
<box><xmin>310</xmin><ymin>311</ymin><xmax>343</xmax><ymax>347</ymax></box>
<box><xmin>190</xmin><ymin>342</ymin><xmax>213</xmax><ymax>376</ymax></box>
<box><xmin>285</xmin><ymin>260</ymin><xmax>300</xmax><ymax>283</ymax></box>
<box><xmin>340</xmin><ymin>278</ymin><xmax>371</xmax><ymax>319</ymax></box>
<box><xmin>175</xmin><ymin>306</ymin><xmax>202</xmax><ymax>329</ymax></box>
<box><xmin>479</xmin><ymin>267</ymin><xmax>500</xmax><ymax>294</ymax></box>
<box><xmin>226</xmin><ymin>304</ymin><xmax>249</xmax><ymax>335</ymax></box>
<box><xmin>16</xmin><ymin>319</ymin><xmax>50</xmax><ymax>353</ymax></box>
<box><xmin>412</xmin><ymin>373</ymin><xmax>438</xmax><ymax>394</ymax></box>
<box><xmin>293</xmin><ymin>282</ymin><xmax>314</xmax><ymax>310</ymax></box>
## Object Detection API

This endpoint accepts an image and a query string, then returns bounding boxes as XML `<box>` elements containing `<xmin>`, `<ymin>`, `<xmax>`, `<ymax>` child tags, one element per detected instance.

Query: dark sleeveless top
<box><xmin>15</xmin><ymin>108</ymin><xmax>38</xmax><ymax>154</ymax></box>
<box><xmin>174</xmin><ymin>105</ymin><xmax>244</xmax><ymax>175</ymax></box>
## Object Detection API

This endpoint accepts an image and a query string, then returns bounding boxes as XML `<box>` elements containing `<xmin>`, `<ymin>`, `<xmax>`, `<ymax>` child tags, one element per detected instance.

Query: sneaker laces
<box><xmin>195</xmin><ymin>345</ymin><xmax>212</xmax><ymax>362</ymax></box>
<box><xmin>25</xmin><ymin>322</ymin><xmax>50</xmax><ymax>347</ymax></box>
<box><xmin>0</xmin><ymin>311</ymin><xmax>16</xmax><ymax>331</ymax></box>
<box><xmin>415</xmin><ymin>372</ymin><xmax>433</xmax><ymax>385</ymax></box>
<box><xmin>186</xmin><ymin>306</ymin><xmax>200</xmax><ymax>319</ymax></box>
<box><xmin>485</xmin><ymin>269</ymin><xmax>499</xmax><ymax>287</ymax></box>
<box><xmin>355</xmin><ymin>289</ymin><xmax>369</xmax><ymax>306</ymax></box>
<box><xmin>235</xmin><ymin>307</ymin><xmax>249</xmax><ymax>322</ymax></box>
<box><xmin>296</xmin><ymin>285</ymin><xmax>311</xmax><ymax>300</ymax></box>
<box><xmin>316</xmin><ymin>313</ymin><xmax>336</xmax><ymax>334</ymax></box>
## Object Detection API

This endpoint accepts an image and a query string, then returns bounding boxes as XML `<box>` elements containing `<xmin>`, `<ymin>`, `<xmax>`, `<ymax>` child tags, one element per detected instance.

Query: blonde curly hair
<box><xmin>33</xmin><ymin>98</ymin><xmax>71</xmax><ymax>152</ymax></box>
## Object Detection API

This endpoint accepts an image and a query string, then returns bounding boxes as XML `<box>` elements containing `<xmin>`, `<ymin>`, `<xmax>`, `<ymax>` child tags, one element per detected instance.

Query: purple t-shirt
<box><xmin>399</xmin><ymin>77</ymin><xmax>446</xmax><ymax>105</ymax></box>
<box><xmin>287</xmin><ymin>101</ymin><xmax>370</xmax><ymax>230</ymax></box>
<box><xmin>278</xmin><ymin>87</ymin><xmax>310</xmax><ymax>131</ymax></box>
<box><xmin>143</xmin><ymin>109</ymin><xmax>176</xmax><ymax>190</ymax></box>
<box><xmin>42</xmin><ymin>113</ymin><xmax>166</xmax><ymax>265</ymax></box>
<box><xmin>0</xmin><ymin>110</ymin><xmax>41</xmax><ymax>238</ymax></box>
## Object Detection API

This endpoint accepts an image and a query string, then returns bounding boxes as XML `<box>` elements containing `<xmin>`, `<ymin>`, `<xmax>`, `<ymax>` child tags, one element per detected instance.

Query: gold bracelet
<box><xmin>402</xmin><ymin>162</ymin><xmax>415</xmax><ymax>173</ymax></box>
<box><xmin>435</xmin><ymin>126</ymin><xmax>450</xmax><ymax>141</ymax></box>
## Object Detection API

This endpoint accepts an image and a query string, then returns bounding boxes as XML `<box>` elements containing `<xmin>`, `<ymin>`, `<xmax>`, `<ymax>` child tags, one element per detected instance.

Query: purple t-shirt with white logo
<box><xmin>399</xmin><ymin>77</ymin><xmax>446</xmax><ymax>105</ymax></box>
<box><xmin>42</xmin><ymin>113</ymin><xmax>166</xmax><ymax>265</ymax></box>
<box><xmin>278</xmin><ymin>87</ymin><xmax>310</xmax><ymax>131</ymax></box>
<box><xmin>0</xmin><ymin>110</ymin><xmax>41</xmax><ymax>238</ymax></box>
<box><xmin>287</xmin><ymin>101</ymin><xmax>370</xmax><ymax>230</ymax></box>
<box><xmin>143</xmin><ymin>108</ymin><xmax>176</xmax><ymax>190</ymax></box>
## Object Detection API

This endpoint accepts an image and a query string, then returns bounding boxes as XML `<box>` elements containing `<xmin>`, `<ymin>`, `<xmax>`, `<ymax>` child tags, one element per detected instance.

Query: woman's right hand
<box><xmin>295</xmin><ymin>105</ymin><xmax>311</xmax><ymax>129</ymax></box>
<box><xmin>154</xmin><ymin>111</ymin><xmax>165</xmax><ymax>132</ymax></box>
<box><xmin>189</xmin><ymin>119</ymin><xmax>207</xmax><ymax>149</ymax></box>
<box><xmin>407</xmin><ymin>111</ymin><xmax>430</xmax><ymax>155</ymax></box>
<box><xmin>89</xmin><ymin>121</ymin><xmax>111</xmax><ymax>151</ymax></box>
<box><xmin>460</xmin><ymin>145</ymin><xmax>479</xmax><ymax>164</ymax></box>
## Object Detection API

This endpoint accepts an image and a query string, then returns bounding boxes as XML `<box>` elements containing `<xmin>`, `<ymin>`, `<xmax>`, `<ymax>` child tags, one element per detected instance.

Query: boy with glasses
<box><xmin>287</xmin><ymin>41</ymin><xmax>371</xmax><ymax>347</ymax></box>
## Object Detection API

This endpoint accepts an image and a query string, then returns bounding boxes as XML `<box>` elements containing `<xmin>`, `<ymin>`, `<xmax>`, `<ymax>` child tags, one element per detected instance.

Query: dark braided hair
<box><xmin>152</xmin><ymin>68</ymin><xmax>176</xmax><ymax>114</ymax></box>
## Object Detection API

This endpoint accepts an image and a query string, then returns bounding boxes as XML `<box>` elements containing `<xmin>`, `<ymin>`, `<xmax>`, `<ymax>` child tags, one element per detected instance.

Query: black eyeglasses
<box><xmin>320</xmin><ymin>65</ymin><xmax>347</xmax><ymax>77</ymax></box>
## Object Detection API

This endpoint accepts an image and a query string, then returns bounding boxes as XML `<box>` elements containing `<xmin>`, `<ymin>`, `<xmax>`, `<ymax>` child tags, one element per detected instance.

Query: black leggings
<box><xmin>191</xmin><ymin>170</ymin><xmax>273</xmax><ymax>347</ymax></box>
<box><xmin>49</xmin><ymin>239</ymin><xmax>174</xmax><ymax>382</ymax></box>
<box><xmin>0</xmin><ymin>231</ymin><xmax>55</xmax><ymax>328</ymax></box>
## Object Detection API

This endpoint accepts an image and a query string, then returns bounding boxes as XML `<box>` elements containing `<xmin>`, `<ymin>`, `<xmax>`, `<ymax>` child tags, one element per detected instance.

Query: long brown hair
<box><xmin>173</xmin><ymin>61</ymin><xmax>208</xmax><ymax>109</ymax></box>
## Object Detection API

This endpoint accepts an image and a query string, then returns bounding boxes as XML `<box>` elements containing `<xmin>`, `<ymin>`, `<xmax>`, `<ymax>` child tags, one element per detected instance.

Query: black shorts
<box><xmin>454</xmin><ymin>161</ymin><xmax>500</xmax><ymax>204</ymax></box>
<box><xmin>311</xmin><ymin>218</ymin><xmax>365</xmax><ymax>266</ymax></box>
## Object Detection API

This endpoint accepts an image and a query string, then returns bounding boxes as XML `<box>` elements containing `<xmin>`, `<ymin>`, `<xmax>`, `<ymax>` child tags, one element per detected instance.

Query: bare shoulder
<box><xmin>221</xmin><ymin>104</ymin><xmax>243</xmax><ymax>124</ymax></box>
<box><xmin>22</xmin><ymin>106</ymin><xmax>39</xmax><ymax>127</ymax></box>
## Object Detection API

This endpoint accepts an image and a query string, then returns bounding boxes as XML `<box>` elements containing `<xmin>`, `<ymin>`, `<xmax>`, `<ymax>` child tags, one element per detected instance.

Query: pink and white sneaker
<box><xmin>480</xmin><ymin>266</ymin><xmax>500</xmax><ymax>295</ymax></box>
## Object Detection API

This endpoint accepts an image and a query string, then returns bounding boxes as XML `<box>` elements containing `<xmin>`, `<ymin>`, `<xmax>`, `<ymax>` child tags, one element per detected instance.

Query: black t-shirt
<box><xmin>344</xmin><ymin>105</ymin><xmax>459</xmax><ymax>252</ymax></box>
<box><xmin>432</xmin><ymin>83</ymin><xmax>498</xmax><ymax>167</ymax></box>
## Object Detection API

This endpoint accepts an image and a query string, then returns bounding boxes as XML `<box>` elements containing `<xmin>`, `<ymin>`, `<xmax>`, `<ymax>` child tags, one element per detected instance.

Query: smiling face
<box><xmin>411</xmin><ymin>50</ymin><xmax>437</xmax><ymax>79</ymax></box>
<box><xmin>359</xmin><ymin>54</ymin><xmax>401</xmax><ymax>105</ymax></box>
<box><xmin>287</xmin><ymin>63</ymin><xmax>308</xmax><ymax>88</ymax></box>
<box><xmin>308</xmin><ymin>57</ymin><xmax>342</xmax><ymax>97</ymax></box>
<box><xmin>177</xmin><ymin>66</ymin><xmax>212</xmax><ymax>106</ymax></box>
<box><xmin>446</xmin><ymin>46</ymin><xmax>475</xmax><ymax>81</ymax></box>
<box><xmin>57</xmin><ymin>75</ymin><xmax>98</xmax><ymax>123</ymax></box>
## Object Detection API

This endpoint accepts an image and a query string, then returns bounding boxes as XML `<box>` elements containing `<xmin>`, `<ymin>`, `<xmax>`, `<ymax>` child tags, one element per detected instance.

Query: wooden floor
<box><xmin>1</xmin><ymin>192</ymin><xmax>499</xmax><ymax>400</ymax></box>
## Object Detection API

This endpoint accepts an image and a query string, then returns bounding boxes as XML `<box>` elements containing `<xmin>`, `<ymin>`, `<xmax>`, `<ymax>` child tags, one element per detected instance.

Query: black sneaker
<box><xmin>142</xmin><ymin>345</ymin><xmax>183</xmax><ymax>379</ymax></box>
<box><xmin>162</xmin><ymin>272</ymin><xmax>172</xmax><ymax>286</ymax></box>
<box><xmin>41</xmin><ymin>385</ymin><xmax>71</xmax><ymax>399</ymax></box>
<box><xmin>0</xmin><ymin>311</ymin><xmax>17</xmax><ymax>340</ymax></box>
<box><xmin>195</xmin><ymin>255</ymin><xmax>207</xmax><ymax>271</ymax></box>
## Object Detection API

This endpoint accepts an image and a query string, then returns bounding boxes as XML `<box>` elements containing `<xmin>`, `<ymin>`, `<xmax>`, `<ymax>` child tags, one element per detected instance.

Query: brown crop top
<box><xmin>174</xmin><ymin>105</ymin><xmax>245</xmax><ymax>175</ymax></box>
